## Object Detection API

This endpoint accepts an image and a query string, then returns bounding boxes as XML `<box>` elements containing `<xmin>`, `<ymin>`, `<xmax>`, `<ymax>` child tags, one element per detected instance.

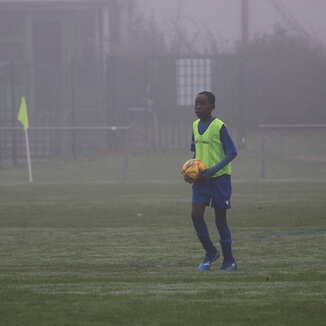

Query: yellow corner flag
<box><xmin>17</xmin><ymin>96</ymin><xmax>29</xmax><ymax>130</ymax></box>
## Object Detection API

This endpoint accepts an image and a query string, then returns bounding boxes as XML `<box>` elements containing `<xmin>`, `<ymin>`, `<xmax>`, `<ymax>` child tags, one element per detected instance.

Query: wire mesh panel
<box><xmin>176</xmin><ymin>58</ymin><xmax>212</xmax><ymax>107</ymax></box>
<box><xmin>0</xmin><ymin>126</ymin><xmax>131</xmax><ymax>181</ymax></box>
<box><xmin>259</xmin><ymin>124</ymin><xmax>326</xmax><ymax>179</ymax></box>
<box><xmin>0</xmin><ymin>60</ymin><xmax>106</xmax><ymax>163</ymax></box>
<box><xmin>0</xmin><ymin>55</ymin><xmax>240</xmax><ymax>163</ymax></box>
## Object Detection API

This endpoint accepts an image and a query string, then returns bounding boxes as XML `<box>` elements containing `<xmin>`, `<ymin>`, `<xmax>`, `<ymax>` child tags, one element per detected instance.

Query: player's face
<box><xmin>194</xmin><ymin>94</ymin><xmax>214</xmax><ymax>120</ymax></box>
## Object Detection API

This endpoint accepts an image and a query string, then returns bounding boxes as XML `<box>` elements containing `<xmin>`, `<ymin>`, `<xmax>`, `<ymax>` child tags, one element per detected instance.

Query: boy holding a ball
<box><xmin>185</xmin><ymin>91</ymin><xmax>238</xmax><ymax>271</ymax></box>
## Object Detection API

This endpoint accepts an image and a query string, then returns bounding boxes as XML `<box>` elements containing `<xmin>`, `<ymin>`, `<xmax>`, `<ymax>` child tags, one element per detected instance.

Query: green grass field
<box><xmin>0</xmin><ymin>150</ymin><xmax>325</xmax><ymax>325</ymax></box>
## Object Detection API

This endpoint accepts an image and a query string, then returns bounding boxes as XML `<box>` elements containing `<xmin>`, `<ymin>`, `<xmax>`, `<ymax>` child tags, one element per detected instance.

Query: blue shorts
<box><xmin>192</xmin><ymin>174</ymin><xmax>232</xmax><ymax>209</ymax></box>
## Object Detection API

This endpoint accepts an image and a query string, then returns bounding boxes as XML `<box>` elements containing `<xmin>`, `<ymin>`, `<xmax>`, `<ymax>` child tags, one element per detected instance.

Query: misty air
<box><xmin>0</xmin><ymin>1</ymin><xmax>325</xmax><ymax>325</ymax></box>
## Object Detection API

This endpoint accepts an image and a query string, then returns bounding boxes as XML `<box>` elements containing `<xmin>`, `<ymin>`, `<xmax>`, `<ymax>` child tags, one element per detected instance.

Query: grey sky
<box><xmin>136</xmin><ymin>0</ymin><xmax>326</xmax><ymax>49</ymax></box>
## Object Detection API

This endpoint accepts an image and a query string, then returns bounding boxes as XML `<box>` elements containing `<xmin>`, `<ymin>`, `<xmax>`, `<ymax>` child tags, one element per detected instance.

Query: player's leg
<box><xmin>192</xmin><ymin>203</ymin><xmax>215</xmax><ymax>254</ymax></box>
<box><xmin>192</xmin><ymin>202</ymin><xmax>219</xmax><ymax>271</ymax></box>
<box><xmin>214</xmin><ymin>207</ymin><xmax>237</xmax><ymax>270</ymax></box>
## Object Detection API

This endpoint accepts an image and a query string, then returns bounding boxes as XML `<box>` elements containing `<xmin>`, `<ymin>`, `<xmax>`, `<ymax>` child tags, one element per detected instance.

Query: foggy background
<box><xmin>0</xmin><ymin>0</ymin><xmax>326</xmax><ymax>180</ymax></box>
<box><xmin>2</xmin><ymin>3</ymin><xmax>326</xmax><ymax>324</ymax></box>
<box><xmin>137</xmin><ymin>0</ymin><xmax>326</xmax><ymax>51</ymax></box>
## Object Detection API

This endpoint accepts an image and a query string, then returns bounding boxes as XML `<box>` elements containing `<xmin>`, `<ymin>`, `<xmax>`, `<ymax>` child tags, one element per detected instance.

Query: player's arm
<box><xmin>184</xmin><ymin>133</ymin><xmax>196</xmax><ymax>184</ymax></box>
<box><xmin>191</xmin><ymin>132</ymin><xmax>196</xmax><ymax>159</ymax></box>
<box><xmin>200</xmin><ymin>125</ymin><xmax>237</xmax><ymax>178</ymax></box>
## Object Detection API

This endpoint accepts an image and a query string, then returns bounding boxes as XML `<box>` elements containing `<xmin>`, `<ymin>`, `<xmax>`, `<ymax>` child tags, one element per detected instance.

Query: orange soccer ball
<box><xmin>181</xmin><ymin>159</ymin><xmax>206</xmax><ymax>179</ymax></box>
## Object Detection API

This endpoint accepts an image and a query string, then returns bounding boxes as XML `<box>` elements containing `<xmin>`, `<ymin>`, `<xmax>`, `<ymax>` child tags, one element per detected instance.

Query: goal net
<box><xmin>0</xmin><ymin>125</ymin><xmax>131</xmax><ymax>182</ymax></box>
<box><xmin>259</xmin><ymin>124</ymin><xmax>326</xmax><ymax>179</ymax></box>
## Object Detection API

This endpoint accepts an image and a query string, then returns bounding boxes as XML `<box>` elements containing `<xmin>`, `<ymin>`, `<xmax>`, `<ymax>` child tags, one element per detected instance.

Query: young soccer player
<box><xmin>184</xmin><ymin>91</ymin><xmax>237</xmax><ymax>271</ymax></box>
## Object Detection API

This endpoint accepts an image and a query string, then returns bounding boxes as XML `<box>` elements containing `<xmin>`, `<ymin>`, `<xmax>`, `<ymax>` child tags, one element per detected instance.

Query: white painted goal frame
<box><xmin>259</xmin><ymin>124</ymin><xmax>326</xmax><ymax>178</ymax></box>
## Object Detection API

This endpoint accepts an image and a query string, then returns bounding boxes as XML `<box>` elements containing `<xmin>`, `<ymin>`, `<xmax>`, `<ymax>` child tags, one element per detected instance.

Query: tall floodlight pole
<box><xmin>238</xmin><ymin>0</ymin><xmax>249</xmax><ymax>148</ymax></box>
<box><xmin>241</xmin><ymin>0</ymin><xmax>249</xmax><ymax>43</ymax></box>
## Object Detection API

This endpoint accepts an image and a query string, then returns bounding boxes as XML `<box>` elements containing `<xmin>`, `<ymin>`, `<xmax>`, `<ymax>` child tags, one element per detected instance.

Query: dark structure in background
<box><xmin>0</xmin><ymin>0</ymin><xmax>134</xmax><ymax>163</ymax></box>
<box><xmin>0</xmin><ymin>0</ymin><xmax>239</xmax><ymax>164</ymax></box>
<box><xmin>0</xmin><ymin>0</ymin><xmax>120</xmax><ymax>123</ymax></box>
<box><xmin>1</xmin><ymin>0</ymin><xmax>326</xmax><ymax>166</ymax></box>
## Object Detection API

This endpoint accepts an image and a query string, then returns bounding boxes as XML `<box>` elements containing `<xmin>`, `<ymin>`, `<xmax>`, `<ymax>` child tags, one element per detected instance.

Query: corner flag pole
<box><xmin>17</xmin><ymin>97</ymin><xmax>33</xmax><ymax>183</ymax></box>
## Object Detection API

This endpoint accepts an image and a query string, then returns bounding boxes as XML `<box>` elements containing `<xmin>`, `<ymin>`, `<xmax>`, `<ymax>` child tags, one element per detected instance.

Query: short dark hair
<box><xmin>198</xmin><ymin>91</ymin><xmax>215</xmax><ymax>106</ymax></box>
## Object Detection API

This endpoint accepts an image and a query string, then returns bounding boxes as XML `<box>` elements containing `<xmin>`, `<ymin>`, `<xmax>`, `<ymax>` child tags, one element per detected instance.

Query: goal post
<box><xmin>0</xmin><ymin>125</ymin><xmax>132</xmax><ymax>181</ymax></box>
<box><xmin>259</xmin><ymin>123</ymin><xmax>326</xmax><ymax>178</ymax></box>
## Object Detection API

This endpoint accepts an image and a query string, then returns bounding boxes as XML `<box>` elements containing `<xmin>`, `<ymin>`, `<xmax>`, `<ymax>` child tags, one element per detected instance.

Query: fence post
<box><xmin>71</xmin><ymin>58</ymin><xmax>77</xmax><ymax>160</ymax></box>
<box><xmin>122</xmin><ymin>127</ymin><xmax>129</xmax><ymax>180</ymax></box>
<box><xmin>260</xmin><ymin>125</ymin><xmax>266</xmax><ymax>178</ymax></box>
<box><xmin>10</xmin><ymin>62</ymin><xmax>18</xmax><ymax>166</ymax></box>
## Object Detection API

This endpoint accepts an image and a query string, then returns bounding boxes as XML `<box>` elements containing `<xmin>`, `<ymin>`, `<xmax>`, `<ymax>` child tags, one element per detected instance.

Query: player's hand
<box><xmin>184</xmin><ymin>175</ymin><xmax>194</xmax><ymax>184</ymax></box>
<box><xmin>197</xmin><ymin>168</ymin><xmax>214</xmax><ymax>182</ymax></box>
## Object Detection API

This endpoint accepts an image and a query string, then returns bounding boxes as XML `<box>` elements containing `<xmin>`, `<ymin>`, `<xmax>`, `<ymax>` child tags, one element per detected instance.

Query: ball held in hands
<box><xmin>181</xmin><ymin>159</ymin><xmax>206</xmax><ymax>180</ymax></box>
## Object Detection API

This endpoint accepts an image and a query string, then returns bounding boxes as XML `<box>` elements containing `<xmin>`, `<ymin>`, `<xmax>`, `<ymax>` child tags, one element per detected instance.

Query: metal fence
<box><xmin>0</xmin><ymin>55</ymin><xmax>240</xmax><ymax>166</ymax></box>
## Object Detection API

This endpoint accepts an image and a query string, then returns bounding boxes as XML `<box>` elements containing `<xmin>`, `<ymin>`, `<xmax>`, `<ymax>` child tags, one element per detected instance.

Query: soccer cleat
<box><xmin>198</xmin><ymin>249</ymin><xmax>220</xmax><ymax>271</ymax></box>
<box><xmin>220</xmin><ymin>259</ymin><xmax>237</xmax><ymax>271</ymax></box>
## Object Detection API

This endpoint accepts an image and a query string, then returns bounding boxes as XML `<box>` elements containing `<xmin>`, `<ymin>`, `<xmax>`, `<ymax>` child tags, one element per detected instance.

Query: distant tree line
<box><xmin>111</xmin><ymin>7</ymin><xmax>326</xmax><ymax>128</ymax></box>
<box><xmin>242</xmin><ymin>25</ymin><xmax>326</xmax><ymax>126</ymax></box>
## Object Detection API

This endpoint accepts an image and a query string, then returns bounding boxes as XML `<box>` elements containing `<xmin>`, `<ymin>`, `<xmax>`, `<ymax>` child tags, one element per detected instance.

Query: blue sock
<box><xmin>192</xmin><ymin>217</ymin><xmax>216</xmax><ymax>255</ymax></box>
<box><xmin>218</xmin><ymin>226</ymin><xmax>234</xmax><ymax>262</ymax></box>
